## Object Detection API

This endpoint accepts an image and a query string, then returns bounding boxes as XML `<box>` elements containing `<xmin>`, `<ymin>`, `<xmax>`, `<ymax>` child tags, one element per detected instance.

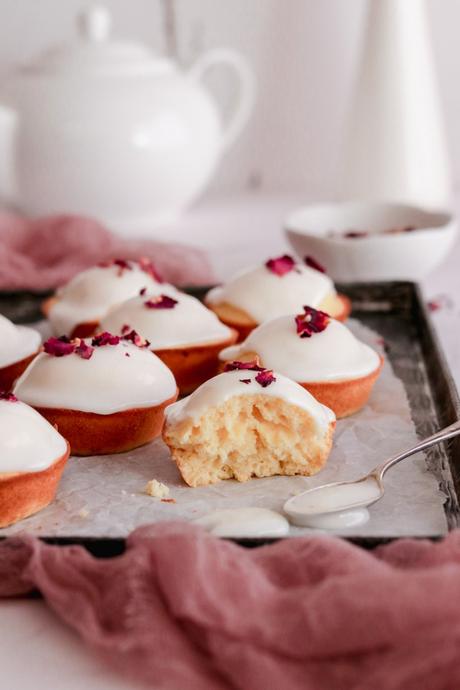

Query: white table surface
<box><xmin>2</xmin><ymin>194</ymin><xmax>459</xmax><ymax>690</ymax></box>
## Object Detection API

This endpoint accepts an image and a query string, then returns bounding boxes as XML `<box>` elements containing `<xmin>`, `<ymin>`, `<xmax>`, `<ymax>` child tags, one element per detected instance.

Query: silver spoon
<box><xmin>284</xmin><ymin>419</ymin><xmax>460</xmax><ymax>527</ymax></box>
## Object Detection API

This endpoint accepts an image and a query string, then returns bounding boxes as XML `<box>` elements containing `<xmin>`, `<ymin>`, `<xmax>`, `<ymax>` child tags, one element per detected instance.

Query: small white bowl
<box><xmin>285</xmin><ymin>201</ymin><xmax>457</xmax><ymax>282</ymax></box>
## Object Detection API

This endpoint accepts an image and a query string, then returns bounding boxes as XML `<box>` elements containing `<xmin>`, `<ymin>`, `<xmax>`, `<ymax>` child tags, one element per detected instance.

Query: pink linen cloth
<box><xmin>2</xmin><ymin>522</ymin><xmax>460</xmax><ymax>690</ymax></box>
<box><xmin>0</xmin><ymin>213</ymin><xmax>214</xmax><ymax>289</ymax></box>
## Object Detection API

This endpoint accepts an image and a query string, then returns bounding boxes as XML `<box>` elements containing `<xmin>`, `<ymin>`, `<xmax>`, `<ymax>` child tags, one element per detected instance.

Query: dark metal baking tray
<box><xmin>0</xmin><ymin>281</ymin><xmax>459</xmax><ymax>554</ymax></box>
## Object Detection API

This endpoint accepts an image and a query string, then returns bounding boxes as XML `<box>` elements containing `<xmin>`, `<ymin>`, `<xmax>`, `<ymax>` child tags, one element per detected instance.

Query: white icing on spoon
<box><xmin>298</xmin><ymin>508</ymin><xmax>371</xmax><ymax>530</ymax></box>
<box><xmin>194</xmin><ymin>507</ymin><xmax>289</xmax><ymax>538</ymax></box>
<box><xmin>284</xmin><ymin>477</ymin><xmax>381</xmax><ymax>529</ymax></box>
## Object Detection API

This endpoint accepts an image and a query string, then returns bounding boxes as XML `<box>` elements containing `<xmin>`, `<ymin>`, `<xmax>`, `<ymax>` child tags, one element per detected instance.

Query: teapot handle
<box><xmin>189</xmin><ymin>49</ymin><xmax>255</xmax><ymax>153</ymax></box>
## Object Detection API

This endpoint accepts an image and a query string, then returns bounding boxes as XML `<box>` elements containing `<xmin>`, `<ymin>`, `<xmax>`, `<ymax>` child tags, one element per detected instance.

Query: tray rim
<box><xmin>0</xmin><ymin>280</ymin><xmax>458</xmax><ymax>553</ymax></box>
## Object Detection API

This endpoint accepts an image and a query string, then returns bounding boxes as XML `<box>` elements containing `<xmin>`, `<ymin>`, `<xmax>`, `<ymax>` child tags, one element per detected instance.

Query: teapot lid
<box><xmin>28</xmin><ymin>5</ymin><xmax>173</xmax><ymax>77</ymax></box>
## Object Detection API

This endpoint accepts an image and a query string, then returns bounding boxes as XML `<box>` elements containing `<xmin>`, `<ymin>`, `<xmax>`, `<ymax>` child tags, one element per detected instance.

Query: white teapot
<box><xmin>0</xmin><ymin>6</ymin><xmax>254</xmax><ymax>233</ymax></box>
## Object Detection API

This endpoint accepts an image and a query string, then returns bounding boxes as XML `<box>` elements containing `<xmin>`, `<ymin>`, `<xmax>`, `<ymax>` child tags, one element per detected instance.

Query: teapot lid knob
<box><xmin>78</xmin><ymin>5</ymin><xmax>112</xmax><ymax>42</ymax></box>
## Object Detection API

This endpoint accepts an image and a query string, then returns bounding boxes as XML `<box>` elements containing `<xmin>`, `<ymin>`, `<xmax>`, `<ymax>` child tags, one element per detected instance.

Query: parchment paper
<box><xmin>2</xmin><ymin>320</ymin><xmax>448</xmax><ymax>538</ymax></box>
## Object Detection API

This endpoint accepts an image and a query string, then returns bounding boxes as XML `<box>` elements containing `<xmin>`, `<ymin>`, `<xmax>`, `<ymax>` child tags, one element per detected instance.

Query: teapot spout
<box><xmin>0</xmin><ymin>103</ymin><xmax>17</xmax><ymax>206</ymax></box>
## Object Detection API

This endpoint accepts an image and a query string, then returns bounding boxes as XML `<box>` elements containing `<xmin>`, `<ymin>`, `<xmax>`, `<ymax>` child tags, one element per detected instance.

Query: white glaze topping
<box><xmin>284</xmin><ymin>477</ymin><xmax>381</xmax><ymax>529</ymax></box>
<box><xmin>0</xmin><ymin>314</ymin><xmax>41</xmax><ymax>368</ymax></box>
<box><xmin>0</xmin><ymin>399</ymin><xmax>68</xmax><ymax>474</ymax></box>
<box><xmin>14</xmin><ymin>340</ymin><xmax>177</xmax><ymax>414</ymax></box>
<box><xmin>206</xmin><ymin>263</ymin><xmax>336</xmax><ymax>322</ymax></box>
<box><xmin>194</xmin><ymin>507</ymin><xmax>290</xmax><ymax>538</ymax></box>
<box><xmin>290</xmin><ymin>508</ymin><xmax>371</xmax><ymax>530</ymax></box>
<box><xmin>101</xmin><ymin>292</ymin><xmax>233</xmax><ymax>349</ymax></box>
<box><xmin>220</xmin><ymin>315</ymin><xmax>381</xmax><ymax>382</ymax></box>
<box><xmin>49</xmin><ymin>262</ymin><xmax>177</xmax><ymax>335</ymax></box>
<box><xmin>165</xmin><ymin>368</ymin><xmax>335</xmax><ymax>428</ymax></box>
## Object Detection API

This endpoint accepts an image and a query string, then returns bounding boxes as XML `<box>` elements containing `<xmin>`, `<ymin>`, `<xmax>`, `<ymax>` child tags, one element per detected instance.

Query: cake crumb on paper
<box><xmin>145</xmin><ymin>479</ymin><xmax>170</xmax><ymax>499</ymax></box>
<box><xmin>78</xmin><ymin>508</ymin><xmax>90</xmax><ymax>519</ymax></box>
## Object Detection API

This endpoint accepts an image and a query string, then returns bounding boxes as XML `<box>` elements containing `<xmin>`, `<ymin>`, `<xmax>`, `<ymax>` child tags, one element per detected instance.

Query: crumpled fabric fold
<box><xmin>1</xmin><ymin>522</ymin><xmax>460</xmax><ymax>690</ymax></box>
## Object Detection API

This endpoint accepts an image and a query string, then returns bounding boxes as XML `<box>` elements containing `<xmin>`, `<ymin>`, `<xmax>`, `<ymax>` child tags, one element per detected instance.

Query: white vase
<box><xmin>340</xmin><ymin>0</ymin><xmax>451</xmax><ymax>209</ymax></box>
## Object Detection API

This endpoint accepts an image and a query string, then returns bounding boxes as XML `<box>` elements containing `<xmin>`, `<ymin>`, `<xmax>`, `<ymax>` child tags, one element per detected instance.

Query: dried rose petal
<box><xmin>239</xmin><ymin>378</ymin><xmax>251</xmax><ymax>384</ymax></box>
<box><xmin>44</xmin><ymin>336</ymin><xmax>76</xmax><ymax>357</ymax></box>
<box><xmin>113</xmin><ymin>258</ymin><xmax>131</xmax><ymax>271</ymax></box>
<box><xmin>428</xmin><ymin>300</ymin><xmax>441</xmax><ymax>312</ymax></box>
<box><xmin>0</xmin><ymin>391</ymin><xmax>18</xmax><ymax>401</ymax></box>
<box><xmin>265</xmin><ymin>254</ymin><xmax>296</xmax><ymax>276</ymax></box>
<box><xmin>75</xmin><ymin>340</ymin><xmax>94</xmax><ymax>360</ymax></box>
<box><xmin>92</xmin><ymin>332</ymin><xmax>120</xmax><ymax>347</ymax></box>
<box><xmin>144</xmin><ymin>295</ymin><xmax>178</xmax><ymax>310</ymax></box>
<box><xmin>255</xmin><ymin>370</ymin><xmax>276</xmax><ymax>387</ymax></box>
<box><xmin>304</xmin><ymin>255</ymin><xmax>326</xmax><ymax>273</ymax></box>
<box><xmin>98</xmin><ymin>258</ymin><xmax>132</xmax><ymax>275</ymax></box>
<box><xmin>295</xmin><ymin>306</ymin><xmax>330</xmax><ymax>338</ymax></box>
<box><xmin>139</xmin><ymin>257</ymin><xmax>164</xmax><ymax>283</ymax></box>
<box><xmin>121</xmin><ymin>324</ymin><xmax>131</xmax><ymax>335</ymax></box>
<box><xmin>224</xmin><ymin>360</ymin><xmax>264</xmax><ymax>372</ymax></box>
<box><xmin>427</xmin><ymin>295</ymin><xmax>453</xmax><ymax>313</ymax></box>
<box><xmin>343</xmin><ymin>231</ymin><xmax>368</xmax><ymax>239</ymax></box>
<box><xmin>139</xmin><ymin>287</ymin><xmax>147</xmax><ymax>296</ymax></box>
<box><xmin>122</xmin><ymin>329</ymin><xmax>150</xmax><ymax>348</ymax></box>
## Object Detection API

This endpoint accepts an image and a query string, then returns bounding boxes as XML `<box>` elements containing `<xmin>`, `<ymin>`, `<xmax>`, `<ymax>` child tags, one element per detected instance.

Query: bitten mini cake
<box><xmin>44</xmin><ymin>258</ymin><xmax>177</xmax><ymax>338</ymax></box>
<box><xmin>163</xmin><ymin>361</ymin><xmax>335</xmax><ymax>487</ymax></box>
<box><xmin>14</xmin><ymin>332</ymin><xmax>178</xmax><ymax>455</ymax></box>
<box><xmin>0</xmin><ymin>392</ymin><xmax>70</xmax><ymax>527</ymax></box>
<box><xmin>0</xmin><ymin>314</ymin><xmax>41</xmax><ymax>391</ymax></box>
<box><xmin>205</xmin><ymin>254</ymin><xmax>350</xmax><ymax>341</ymax></box>
<box><xmin>101</xmin><ymin>291</ymin><xmax>238</xmax><ymax>394</ymax></box>
<box><xmin>220</xmin><ymin>306</ymin><xmax>383</xmax><ymax>418</ymax></box>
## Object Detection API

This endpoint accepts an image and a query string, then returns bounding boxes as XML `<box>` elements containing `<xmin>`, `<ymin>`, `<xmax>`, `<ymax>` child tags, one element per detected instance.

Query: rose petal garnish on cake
<box><xmin>96</xmin><ymin>257</ymin><xmax>163</xmax><ymax>282</ymax></box>
<box><xmin>44</xmin><ymin>336</ymin><xmax>76</xmax><ymax>357</ymax></box>
<box><xmin>44</xmin><ymin>336</ymin><xmax>96</xmax><ymax>359</ymax></box>
<box><xmin>255</xmin><ymin>370</ymin><xmax>276</xmax><ymax>387</ymax></box>
<box><xmin>121</xmin><ymin>328</ymin><xmax>150</xmax><ymax>348</ymax></box>
<box><xmin>144</xmin><ymin>295</ymin><xmax>178</xmax><ymax>310</ymax></box>
<box><xmin>295</xmin><ymin>306</ymin><xmax>330</xmax><ymax>338</ymax></box>
<box><xmin>225</xmin><ymin>361</ymin><xmax>276</xmax><ymax>388</ymax></box>
<box><xmin>91</xmin><ymin>332</ymin><xmax>121</xmax><ymax>347</ymax></box>
<box><xmin>139</xmin><ymin>287</ymin><xmax>147</xmax><ymax>296</ymax></box>
<box><xmin>0</xmin><ymin>391</ymin><xmax>18</xmax><ymax>401</ymax></box>
<box><xmin>74</xmin><ymin>340</ymin><xmax>94</xmax><ymax>360</ymax></box>
<box><xmin>97</xmin><ymin>258</ymin><xmax>132</xmax><ymax>276</ymax></box>
<box><xmin>304</xmin><ymin>255</ymin><xmax>326</xmax><ymax>273</ymax></box>
<box><xmin>265</xmin><ymin>254</ymin><xmax>296</xmax><ymax>277</ymax></box>
<box><xmin>224</xmin><ymin>360</ymin><xmax>265</xmax><ymax>372</ymax></box>
<box><xmin>139</xmin><ymin>257</ymin><xmax>164</xmax><ymax>283</ymax></box>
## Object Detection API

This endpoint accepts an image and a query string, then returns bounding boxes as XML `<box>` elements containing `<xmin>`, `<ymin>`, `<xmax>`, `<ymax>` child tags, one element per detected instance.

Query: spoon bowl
<box><xmin>284</xmin><ymin>419</ymin><xmax>460</xmax><ymax>529</ymax></box>
<box><xmin>284</xmin><ymin>475</ymin><xmax>384</xmax><ymax>527</ymax></box>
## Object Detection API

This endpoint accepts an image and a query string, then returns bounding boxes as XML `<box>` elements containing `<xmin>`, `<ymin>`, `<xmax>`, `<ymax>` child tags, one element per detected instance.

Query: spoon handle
<box><xmin>376</xmin><ymin>419</ymin><xmax>460</xmax><ymax>478</ymax></box>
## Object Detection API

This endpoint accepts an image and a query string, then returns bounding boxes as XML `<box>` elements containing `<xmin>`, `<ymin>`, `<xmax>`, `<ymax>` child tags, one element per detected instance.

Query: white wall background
<box><xmin>0</xmin><ymin>0</ymin><xmax>458</xmax><ymax>199</ymax></box>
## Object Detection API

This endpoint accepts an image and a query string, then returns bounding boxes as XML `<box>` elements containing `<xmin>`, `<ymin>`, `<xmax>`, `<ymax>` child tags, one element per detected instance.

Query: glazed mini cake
<box><xmin>220</xmin><ymin>306</ymin><xmax>383</xmax><ymax>418</ymax></box>
<box><xmin>205</xmin><ymin>254</ymin><xmax>350</xmax><ymax>341</ymax></box>
<box><xmin>163</xmin><ymin>362</ymin><xmax>335</xmax><ymax>487</ymax></box>
<box><xmin>43</xmin><ymin>258</ymin><xmax>177</xmax><ymax>338</ymax></box>
<box><xmin>0</xmin><ymin>314</ymin><xmax>41</xmax><ymax>391</ymax></box>
<box><xmin>14</xmin><ymin>332</ymin><xmax>178</xmax><ymax>456</ymax></box>
<box><xmin>101</xmin><ymin>291</ymin><xmax>238</xmax><ymax>394</ymax></box>
<box><xmin>0</xmin><ymin>392</ymin><xmax>70</xmax><ymax>527</ymax></box>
